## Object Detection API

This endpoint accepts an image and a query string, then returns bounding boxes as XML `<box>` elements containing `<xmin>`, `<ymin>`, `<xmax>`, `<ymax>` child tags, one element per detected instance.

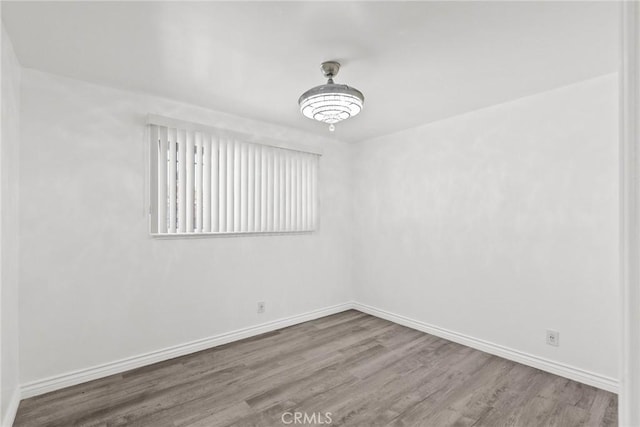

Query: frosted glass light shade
<box><xmin>298</xmin><ymin>84</ymin><xmax>364</xmax><ymax>125</ymax></box>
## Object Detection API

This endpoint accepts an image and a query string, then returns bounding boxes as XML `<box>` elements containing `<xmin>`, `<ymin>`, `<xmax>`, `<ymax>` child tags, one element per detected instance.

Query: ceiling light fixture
<box><xmin>298</xmin><ymin>61</ymin><xmax>364</xmax><ymax>132</ymax></box>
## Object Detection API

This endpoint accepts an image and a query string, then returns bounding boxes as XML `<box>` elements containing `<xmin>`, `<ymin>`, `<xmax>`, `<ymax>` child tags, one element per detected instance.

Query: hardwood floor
<box><xmin>14</xmin><ymin>310</ymin><xmax>617</xmax><ymax>426</ymax></box>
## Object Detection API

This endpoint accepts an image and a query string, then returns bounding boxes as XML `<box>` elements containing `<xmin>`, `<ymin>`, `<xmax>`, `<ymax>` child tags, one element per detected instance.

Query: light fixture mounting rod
<box><xmin>320</xmin><ymin>61</ymin><xmax>341</xmax><ymax>80</ymax></box>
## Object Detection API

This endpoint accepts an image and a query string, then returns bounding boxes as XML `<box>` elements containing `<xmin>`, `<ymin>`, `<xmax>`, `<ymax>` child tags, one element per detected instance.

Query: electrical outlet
<box><xmin>546</xmin><ymin>330</ymin><xmax>559</xmax><ymax>347</ymax></box>
<box><xmin>257</xmin><ymin>301</ymin><xmax>266</xmax><ymax>314</ymax></box>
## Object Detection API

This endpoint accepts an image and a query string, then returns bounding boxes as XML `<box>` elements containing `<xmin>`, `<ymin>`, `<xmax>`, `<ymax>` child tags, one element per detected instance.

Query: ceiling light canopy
<box><xmin>298</xmin><ymin>61</ymin><xmax>364</xmax><ymax>132</ymax></box>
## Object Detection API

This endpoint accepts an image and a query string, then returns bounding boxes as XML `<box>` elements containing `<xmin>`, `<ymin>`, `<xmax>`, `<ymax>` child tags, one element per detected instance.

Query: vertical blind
<box><xmin>149</xmin><ymin>124</ymin><xmax>320</xmax><ymax>235</ymax></box>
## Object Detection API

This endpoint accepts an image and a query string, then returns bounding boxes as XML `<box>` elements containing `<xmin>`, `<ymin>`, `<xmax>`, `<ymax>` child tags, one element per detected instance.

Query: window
<box><xmin>148</xmin><ymin>118</ymin><xmax>320</xmax><ymax>235</ymax></box>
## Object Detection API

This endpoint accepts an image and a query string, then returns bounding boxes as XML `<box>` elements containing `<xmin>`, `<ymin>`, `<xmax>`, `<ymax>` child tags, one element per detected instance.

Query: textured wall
<box><xmin>19</xmin><ymin>69</ymin><xmax>353</xmax><ymax>383</ymax></box>
<box><xmin>17</xmin><ymin>66</ymin><xmax>620</xmax><ymax>390</ymax></box>
<box><xmin>352</xmin><ymin>74</ymin><xmax>620</xmax><ymax>380</ymax></box>
<box><xmin>1</xmin><ymin>24</ymin><xmax>22</xmax><ymax>422</ymax></box>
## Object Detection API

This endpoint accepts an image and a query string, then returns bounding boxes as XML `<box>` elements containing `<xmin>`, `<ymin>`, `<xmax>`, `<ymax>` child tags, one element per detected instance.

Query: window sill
<box><xmin>150</xmin><ymin>230</ymin><xmax>315</xmax><ymax>239</ymax></box>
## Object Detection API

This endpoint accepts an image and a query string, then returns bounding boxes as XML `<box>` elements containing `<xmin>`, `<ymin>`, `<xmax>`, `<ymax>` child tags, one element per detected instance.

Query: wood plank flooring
<box><xmin>14</xmin><ymin>310</ymin><xmax>617</xmax><ymax>426</ymax></box>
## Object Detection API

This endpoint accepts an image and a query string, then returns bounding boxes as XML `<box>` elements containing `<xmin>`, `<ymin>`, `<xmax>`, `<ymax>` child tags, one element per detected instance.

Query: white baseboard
<box><xmin>20</xmin><ymin>302</ymin><xmax>353</xmax><ymax>399</ymax></box>
<box><xmin>352</xmin><ymin>302</ymin><xmax>619</xmax><ymax>393</ymax></box>
<box><xmin>2</xmin><ymin>388</ymin><xmax>20</xmax><ymax>427</ymax></box>
<box><xmin>19</xmin><ymin>300</ymin><xmax>618</xmax><ymax>406</ymax></box>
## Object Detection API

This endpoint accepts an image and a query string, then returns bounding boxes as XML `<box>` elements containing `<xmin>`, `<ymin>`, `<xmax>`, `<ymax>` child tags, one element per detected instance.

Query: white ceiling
<box><xmin>2</xmin><ymin>1</ymin><xmax>619</xmax><ymax>142</ymax></box>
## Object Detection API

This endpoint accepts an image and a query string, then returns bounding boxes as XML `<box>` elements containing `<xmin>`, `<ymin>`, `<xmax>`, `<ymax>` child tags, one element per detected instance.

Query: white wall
<box><xmin>352</xmin><ymin>74</ymin><xmax>619</xmax><ymax>380</ymax></box>
<box><xmin>1</xmin><ymin>24</ymin><xmax>22</xmax><ymax>424</ymax></box>
<box><xmin>18</xmin><ymin>69</ymin><xmax>353</xmax><ymax>384</ymax></box>
<box><xmin>16</xmin><ymin>65</ymin><xmax>621</xmax><ymax>392</ymax></box>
